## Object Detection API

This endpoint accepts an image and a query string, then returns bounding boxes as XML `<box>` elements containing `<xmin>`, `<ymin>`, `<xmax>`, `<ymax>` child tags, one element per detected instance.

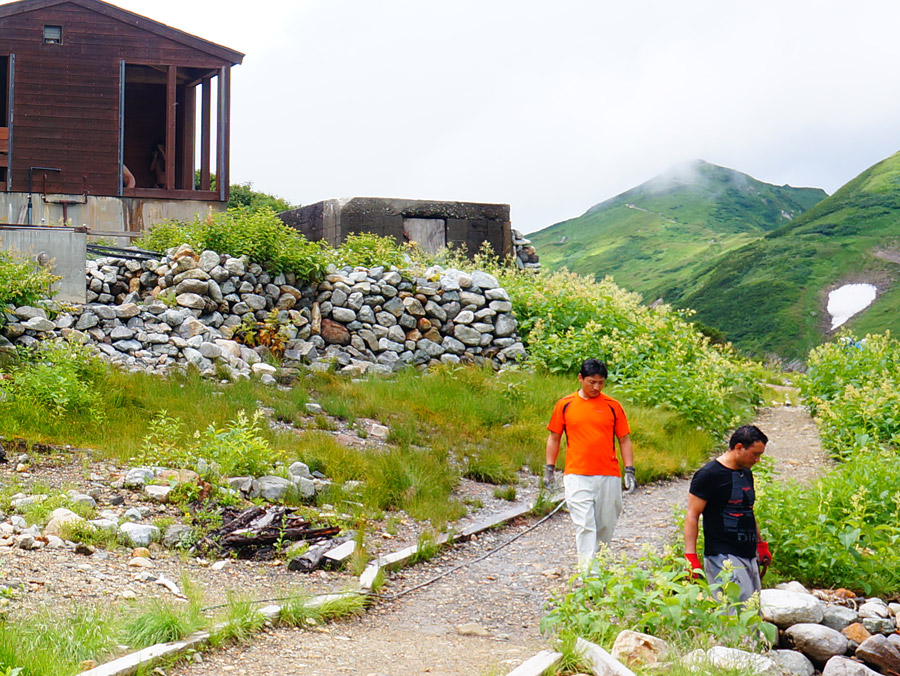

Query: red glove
<box><xmin>757</xmin><ymin>541</ymin><xmax>772</xmax><ymax>566</ymax></box>
<box><xmin>685</xmin><ymin>553</ymin><xmax>702</xmax><ymax>580</ymax></box>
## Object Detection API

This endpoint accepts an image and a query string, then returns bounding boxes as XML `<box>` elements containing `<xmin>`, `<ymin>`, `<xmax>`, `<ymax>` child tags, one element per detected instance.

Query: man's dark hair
<box><xmin>729</xmin><ymin>425</ymin><xmax>768</xmax><ymax>450</ymax></box>
<box><xmin>579</xmin><ymin>358</ymin><xmax>608</xmax><ymax>379</ymax></box>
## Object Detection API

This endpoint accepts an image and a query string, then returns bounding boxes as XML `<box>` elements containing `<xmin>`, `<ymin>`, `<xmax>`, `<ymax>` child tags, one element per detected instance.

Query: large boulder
<box><xmin>785</xmin><ymin>623</ymin><xmax>850</xmax><ymax>664</ymax></box>
<box><xmin>760</xmin><ymin>589</ymin><xmax>824</xmax><ymax>627</ymax></box>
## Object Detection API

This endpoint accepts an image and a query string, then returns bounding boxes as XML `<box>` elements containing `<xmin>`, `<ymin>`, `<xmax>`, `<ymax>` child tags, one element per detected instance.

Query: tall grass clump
<box><xmin>801</xmin><ymin>332</ymin><xmax>900</xmax><ymax>458</ymax></box>
<box><xmin>209</xmin><ymin>592</ymin><xmax>266</xmax><ymax>646</ymax></box>
<box><xmin>0</xmin><ymin>605</ymin><xmax>117</xmax><ymax>676</ymax></box>
<box><xmin>122</xmin><ymin>579</ymin><xmax>206</xmax><ymax>648</ymax></box>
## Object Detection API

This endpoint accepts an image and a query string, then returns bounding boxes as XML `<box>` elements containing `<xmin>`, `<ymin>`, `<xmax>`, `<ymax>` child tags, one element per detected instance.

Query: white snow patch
<box><xmin>827</xmin><ymin>283</ymin><xmax>877</xmax><ymax>330</ymax></box>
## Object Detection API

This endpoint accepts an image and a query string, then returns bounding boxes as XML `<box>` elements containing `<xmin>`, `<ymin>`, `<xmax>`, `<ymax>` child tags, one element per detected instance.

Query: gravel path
<box><xmin>169</xmin><ymin>404</ymin><xmax>826</xmax><ymax>676</ymax></box>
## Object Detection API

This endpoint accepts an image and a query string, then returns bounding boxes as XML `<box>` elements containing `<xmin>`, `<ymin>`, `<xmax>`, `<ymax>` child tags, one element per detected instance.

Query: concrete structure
<box><xmin>2</xmin><ymin>193</ymin><xmax>224</xmax><ymax>238</ymax></box>
<box><xmin>279</xmin><ymin>197</ymin><xmax>513</xmax><ymax>259</ymax></box>
<box><xmin>0</xmin><ymin>224</ymin><xmax>86</xmax><ymax>302</ymax></box>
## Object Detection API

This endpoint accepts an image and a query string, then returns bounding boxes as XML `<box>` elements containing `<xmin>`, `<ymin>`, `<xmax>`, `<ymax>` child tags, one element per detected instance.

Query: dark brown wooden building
<box><xmin>0</xmin><ymin>0</ymin><xmax>242</xmax><ymax>228</ymax></box>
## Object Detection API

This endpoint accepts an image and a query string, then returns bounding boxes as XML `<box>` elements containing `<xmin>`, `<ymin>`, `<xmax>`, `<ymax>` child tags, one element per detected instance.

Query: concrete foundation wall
<box><xmin>280</xmin><ymin>197</ymin><xmax>512</xmax><ymax>259</ymax></box>
<box><xmin>0</xmin><ymin>225</ymin><xmax>87</xmax><ymax>303</ymax></box>
<box><xmin>0</xmin><ymin>193</ymin><xmax>226</xmax><ymax>238</ymax></box>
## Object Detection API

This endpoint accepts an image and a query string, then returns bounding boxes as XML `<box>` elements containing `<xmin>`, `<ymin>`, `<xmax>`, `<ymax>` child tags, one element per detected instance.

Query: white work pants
<box><xmin>563</xmin><ymin>474</ymin><xmax>623</xmax><ymax>568</ymax></box>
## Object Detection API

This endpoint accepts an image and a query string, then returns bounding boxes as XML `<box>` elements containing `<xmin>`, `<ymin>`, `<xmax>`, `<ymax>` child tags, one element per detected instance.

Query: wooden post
<box><xmin>180</xmin><ymin>84</ymin><xmax>195</xmax><ymax>190</ymax></box>
<box><xmin>200</xmin><ymin>76</ymin><xmax>211</xmax><ymax>191</ymax></box>
<box><xmin>165</xmin><ymin>65</ymin><xmax>176</xmax><ymax>192</ymax></box>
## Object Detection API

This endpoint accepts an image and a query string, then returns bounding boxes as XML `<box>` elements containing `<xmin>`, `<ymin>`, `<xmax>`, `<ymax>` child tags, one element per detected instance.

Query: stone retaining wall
<box><xmin>0</xmin><ymin>245</ymin><xmax>526</xmax><ymax>378</ymax></box>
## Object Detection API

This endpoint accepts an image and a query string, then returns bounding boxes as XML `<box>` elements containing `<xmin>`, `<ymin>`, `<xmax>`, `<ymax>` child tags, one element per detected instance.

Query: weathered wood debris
<box><xmin>191</xmin><ymin>505</ymin><xmax>341</xmax><ymax>564</ymax></box>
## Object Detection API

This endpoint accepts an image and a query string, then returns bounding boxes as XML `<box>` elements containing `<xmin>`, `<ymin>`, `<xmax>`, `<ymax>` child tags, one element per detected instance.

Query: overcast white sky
<box><xmin>112</xmin><ymin>0</ymin><xmax>900</xmax><ymax>233</ymax></box>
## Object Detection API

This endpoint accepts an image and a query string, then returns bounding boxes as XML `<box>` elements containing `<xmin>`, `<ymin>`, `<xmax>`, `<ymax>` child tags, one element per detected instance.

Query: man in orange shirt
<box><xmin>545</xmin><ymin>358</ymin><xmax>635</xmax><ymax>568</ymax></box>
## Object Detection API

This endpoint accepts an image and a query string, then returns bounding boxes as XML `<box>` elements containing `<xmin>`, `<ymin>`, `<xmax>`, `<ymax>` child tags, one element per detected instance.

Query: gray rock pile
<box><xmin>0</xmin><ymin>246</ymin><xmax>527</xmax><ymax>378</ymax></box>
<box><xmin>603</xmin><ymin>584</ymin><xmax>900</xmax><ymax>676</ymax></box>
<box><xmin>512</xmin><ymin>229</ymin><xmax>540</xmax><ymax>270</ymax></box>
<box><xmin>760</xmin><ymin>585</ymin><xmax>900</xmax><ymax>676</ymax></box>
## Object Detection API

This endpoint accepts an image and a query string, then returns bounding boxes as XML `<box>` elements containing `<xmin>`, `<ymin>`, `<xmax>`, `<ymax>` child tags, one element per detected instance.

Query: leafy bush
<box><xmin>135</xmin><ymin>409</ymin><xmax>285</xmax><ymax>477</ymax></box>
<box><xmin>333</xmin><ymin>233</ymin><xmax>409</xmax><ymax>269</ymax></box>
<box><xmin>497</xmin><ymin>269</ymin><xmax>759</xmax><ymax>436</ymax></box>
<box><xmin>137</xmin><ymin>208</ymin><xmax>329</xmax><ymax>281</ymax></box>
<box><xmin>802</xmin><ymin>333</ymin><xmax>900</xmax><ymax>458</ymax></box>
<box><xmin>541</xmin><ymin>547</ymin><xmax>775</xmax><ymax>651</ymax></box>
<box><xmin>756</xmin><ymin>448</ymin><xmax>900</xmax><ymax>596</ymax></box>
<box><xmin>0</xmin><ymin>247</ymin><xmax>59</xmax><ymax>309</ymax></box>
<box><xmin>0</xmin><ymin>340</ymin><xmax>106</xmax><ymax>427</ymax></box>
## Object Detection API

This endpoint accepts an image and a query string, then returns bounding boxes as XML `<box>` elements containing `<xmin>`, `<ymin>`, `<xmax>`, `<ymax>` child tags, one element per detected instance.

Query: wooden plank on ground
<box><xmin>575</xmin><ymin>637</ymin><xmax>637</xmax><ymax>676</ymax></box>
<box><xmin>505</xmin><ymin>650</ymin><xmax>563</xmax><ymax>676</ymax></box>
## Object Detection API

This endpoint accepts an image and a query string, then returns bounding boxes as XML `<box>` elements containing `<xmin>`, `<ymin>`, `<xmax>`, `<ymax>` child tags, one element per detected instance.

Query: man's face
<box><xmin>578</xmin><ymin>374</ymin><xmax>606</xmax><ymax>399</ymax></box>
<box><xmin>733</xmin><ymin>441</ymin><xmax>766</xmax><ymax>469</ymax></box>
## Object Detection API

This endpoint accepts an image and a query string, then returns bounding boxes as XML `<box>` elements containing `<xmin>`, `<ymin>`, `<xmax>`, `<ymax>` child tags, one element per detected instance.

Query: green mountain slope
<box><xmin>531</xmin><ymin>160</ymin><xmax>826</xmax><ymax>296</ymax></box>
<box><xmin>668</xmin><ymin>150</ymin><xmax>900</xmax><ymax>359</ymax></box>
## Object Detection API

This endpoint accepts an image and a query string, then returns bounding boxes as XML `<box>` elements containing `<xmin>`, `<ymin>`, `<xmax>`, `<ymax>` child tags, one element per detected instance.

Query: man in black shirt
<box><xmin>683</xmin><ymin>425</ymin><xmax>773</xmax><ymax>602</ymax></box>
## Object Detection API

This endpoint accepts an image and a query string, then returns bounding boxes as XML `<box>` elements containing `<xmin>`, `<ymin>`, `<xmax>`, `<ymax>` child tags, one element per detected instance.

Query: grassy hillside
<box><xmin>668</xmin><ymin>150</ymin><xmax>900</xmax><ymax>358</ymax></box>
<box><xmin>531</xmin><ymin>160</ymin><xmax>826</xmax><ymax>298</ymax></box>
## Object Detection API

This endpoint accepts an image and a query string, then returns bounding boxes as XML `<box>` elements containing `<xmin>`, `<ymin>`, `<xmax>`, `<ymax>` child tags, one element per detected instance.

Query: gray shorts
<box><xmin>704</xmin><ymin>553</ymin><xmax>761</xmax><ymax>603</ymax></box>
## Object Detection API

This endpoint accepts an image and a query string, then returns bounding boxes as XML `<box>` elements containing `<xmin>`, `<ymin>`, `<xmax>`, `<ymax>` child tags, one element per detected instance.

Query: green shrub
<box><xmin>0</xmin><ymin>340</ymin><xmax>106</xmax><ymax>428</ymax></box>
<box><xmin>137</xmin><ymin>208</ymin><xmax>329</xmax><ymax>281</ymax></box>
<box><xmin>802</xmin><ymin>333</ymin><xmax>900</xmax><ymax>458</ymax></box>
<box><xmin>333</xmin><ymin>233</ymin><xmax>409</xmax><ymax>269</ymax></box>
<box><xmin>134</xmin><ymin>409</ymin><xmax>285</xmax><ymax>477</ymax></box>
<box><xmin>0</xmin><ymin>247</ymin><xmax>59</xmax><ymax>308</ymax></box>
<box><xmin>755</xmin><ymin>448</ymin><xmax>900</xmax><ymax>596</ymax></box>
<box><xmin>541</xmin><ymin>547</ymin><xmax>775</xmax><ymax>651</ymax></box>
<box><xmin>496</xmin><ymin>269</ymin><xmax>760</xmax><ymax>437</ymax></box>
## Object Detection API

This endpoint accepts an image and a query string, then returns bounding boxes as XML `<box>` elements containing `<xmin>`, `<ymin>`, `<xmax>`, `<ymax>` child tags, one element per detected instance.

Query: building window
<box><xmin>43</xmin><ymin>25</ymin><xmax>63</xmax><ymax>44</ymax></box>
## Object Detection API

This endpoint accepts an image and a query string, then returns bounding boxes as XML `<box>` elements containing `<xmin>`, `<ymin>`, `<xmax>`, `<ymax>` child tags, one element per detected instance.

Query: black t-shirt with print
<box><xmin>689</xmin><ymin>459</ymin><xmax>757</xmax><ymax>559</ymax></box>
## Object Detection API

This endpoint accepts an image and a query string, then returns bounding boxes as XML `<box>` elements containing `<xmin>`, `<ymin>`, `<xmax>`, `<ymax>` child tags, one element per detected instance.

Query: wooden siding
<box><xmin>0</xmin><ymin>2</ymin><xmax>236</xmax><ymax>196</ymax></box>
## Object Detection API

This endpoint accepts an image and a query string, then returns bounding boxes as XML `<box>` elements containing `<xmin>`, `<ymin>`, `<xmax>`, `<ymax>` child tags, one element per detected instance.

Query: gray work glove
<box><xmin>623</xmin><ymin>466</ymin><xmax>637</xmax><ymax>494</ymax></box>
<box><xmin>543</xmin><ymin>464</ymin><xmax>556</xmax><ymax>489</ymax></box>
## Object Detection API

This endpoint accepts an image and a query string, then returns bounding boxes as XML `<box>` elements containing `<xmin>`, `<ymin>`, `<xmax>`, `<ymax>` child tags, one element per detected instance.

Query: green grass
<box><xmin>0</xmin><ymin>349</ymin><xmax>719</xmax><ymax>527</ymax></box>
<box><xmin>209</xmin><ymin>592</ymin><xmax>266</xmax><ymax>646</ymax></box>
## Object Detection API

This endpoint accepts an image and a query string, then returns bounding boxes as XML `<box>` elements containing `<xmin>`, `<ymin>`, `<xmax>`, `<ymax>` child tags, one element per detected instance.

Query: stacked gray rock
<box><xmin>512</xmin><ymin>229</ymin><xmax>540</xmax><ymax>270</ymax></box>
<box><xmin>0</xmin><ymin>246</ymin><xmax>527</xmax><ymax>379</ymax></box>
<box><xmin>302</xmin><ymin>264</ymin><xmax>527</xmax><ymax>375</ymax></box>
<box><xmin>760</xmin><ymin>586</ymin><xmax>900</xmax><ymax>675</ymax></box>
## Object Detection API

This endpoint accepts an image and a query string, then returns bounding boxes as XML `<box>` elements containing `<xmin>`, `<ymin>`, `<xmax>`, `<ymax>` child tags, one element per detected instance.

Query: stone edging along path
<box><xmin>79</xmin><ymin>492</ymin><xmax>567</xmax><ymax>676</ymax></box>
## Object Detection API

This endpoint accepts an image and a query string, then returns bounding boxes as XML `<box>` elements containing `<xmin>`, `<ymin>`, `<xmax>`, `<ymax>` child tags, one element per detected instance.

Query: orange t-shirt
<box><xmin>547</xmin><ymin>391</ymin><xmax>630</xmax><ymax>476</ymax></box>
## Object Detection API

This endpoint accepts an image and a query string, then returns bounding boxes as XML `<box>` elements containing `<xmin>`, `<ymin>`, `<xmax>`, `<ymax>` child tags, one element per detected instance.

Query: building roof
<box><xmin>0</xmin><ymin>0</ymin><xmax>244</xmax><ymax>64</ymax></box>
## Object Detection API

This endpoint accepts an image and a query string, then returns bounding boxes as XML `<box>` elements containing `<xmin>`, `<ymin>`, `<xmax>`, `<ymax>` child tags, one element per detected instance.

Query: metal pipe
<box><xmin>27</xmin><ymin>166</ymin><xmax>60</xmax><ymax>225</ymax></box>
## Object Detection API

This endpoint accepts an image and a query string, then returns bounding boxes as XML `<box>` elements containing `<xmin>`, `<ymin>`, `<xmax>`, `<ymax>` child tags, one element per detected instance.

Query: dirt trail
<box><xmin>170</xmin><ymin>405</ymin><xmax>827</xmax><ymax>676</ymax></box>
